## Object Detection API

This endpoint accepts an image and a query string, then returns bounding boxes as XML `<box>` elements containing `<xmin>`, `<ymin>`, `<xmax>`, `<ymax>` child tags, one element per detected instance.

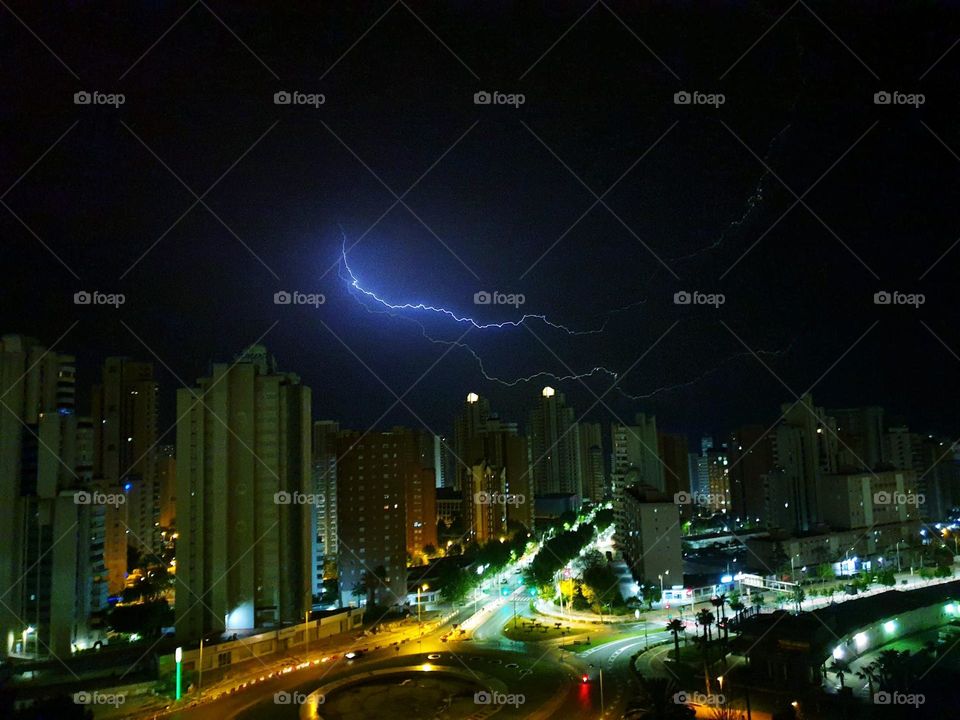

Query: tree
<box><xmin>643</xmin><ymin>583</ymin><xmax>662</xmax><ymax>609</ymax></box>
<box><xmin>666</xmin><ymin>618</ymin><xmax>685</xmax><ymax>660</ymax></box>
<box><xmin>828</xmin><ymin>660</ymin><xmax>848</xmax><ymax>689</ymax></box>
<box><xmin>856</xmin><ymin>662</ymin><xmax>879</xmax><ymax>697</ymax></box>
<box><xmin>696</xmin><ymin>608</ymin><xmax>715</xmax><ymax>643</ymax></box>
<box><xmin>423</xmin><ymin>544</ymin><xmax>436</xmax><ymax>559</ymax></box>
<box><xmin>792</xmin><ymin>586</ymin><xmax>805</xmax><ymax>613</ymax></box>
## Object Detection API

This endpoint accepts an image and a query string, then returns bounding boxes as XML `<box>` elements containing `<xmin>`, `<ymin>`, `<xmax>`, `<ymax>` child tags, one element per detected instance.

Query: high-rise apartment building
<box><xmin>611</xmin><ymin>413</ymin><xmax>663</xmax><ymax>498</ymax></box>
<box><xmin>528</xmin><ymin>387</ymin><xmax>582</xmax><ymax>499</ymax></box>
<box><xmin>0</xmin><ymin>335</ymin><xmax>107</xmax><ymax>658</ymax></box>
<box><xmin>92</xmin><ymin>358</ymin><xmax>159</xmax><ymax>591</ymax></box>
<box><xmin>728</xmin><ymin>426</ymin><xmax>774</xmax><ymax>525</ymax></box>
<box><xmin>336</xmin><ymin>431</ymin><xmax>408</xmax><ymax>607</ymax></box>
<box><xmin>616</xmin><ymin>485</ymin><xmax>682</xmax><ymax>583</ymax></box>
<box><xmin>175</xmin><ymin>346</ymin><xmax>312</xmax><ymax>640</ymax></box>
<box><xmin>578</xmin><ymin>422</ymin><xmax>605</xmax><ymax>502</ymax></box>
<box><xmin>311</xmin><ymin>420</ymin><xmax>339</xmax><ymax>594</ymax></box>
<box><xmin>830</xmin><ymin>406</ymin><xmax>885</xmax><ymax>471</ymax></box>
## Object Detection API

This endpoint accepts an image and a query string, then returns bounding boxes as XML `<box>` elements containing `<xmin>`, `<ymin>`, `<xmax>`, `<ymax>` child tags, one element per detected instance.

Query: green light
<box><xmin>883</xmin><ymin>620</ymin><xmax>896</xmax><ymax>633</ymax></box>
<box><xmin>175</xmin><ymin>646</ymin><xmax>182</xmax><ymax>700</ymax></box>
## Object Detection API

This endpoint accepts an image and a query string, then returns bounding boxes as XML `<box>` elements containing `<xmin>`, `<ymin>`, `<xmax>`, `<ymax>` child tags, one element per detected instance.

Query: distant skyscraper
<box><xmin>175</xmin><ymin>346</ymin><xmax>312</xmax><ymax>640</ymax></box>
<box><xmin>765</xmin><ymin>394</ymin><xmax>837</xmax><ymax>533</ymax></box>
<box><xmin>92</xmin><ymin>357</ymin><xmax>159</xmax><ymax>592</ymax></box>
<box><xmin>705</xmin><ymin>446</ymin><xmax>730</xmax><ymax>513</ymax></box>
<box><xmin>657</xmin><ymin>432</ymin><xmax>690</xmax><ymax>503</ymax></box>
<box><xmin>453</xmin><ymin>392</ymin><xmax>490</xmax><ymax>490</ymax></box>
<box><xmin>394</xmin><ymin>427</ymin><xmax>438</xmax><ymax>560</ymax></box>
<box><xmin>578</xmin><ymin>422</ymin><xmax>605</xmax><ymax>502</ymax></box>
<box><xmin>529</xmin><ymin>387</ymin><xmax>582</xmax><ymax>498</ymax></box>
<box><xmin>0</xmin><ymin>335</ymin><xmax>106</xmax><ymax>658</ymax></box>
<box><xmin>728</xmin><ymin>426</ymin><xmax>774</xmax><ymax>525</ymax></box>
<box><xmin>830</xmin><ymin>406</ymin><xmax>885</xmax><ymax>471</ymax></box>
<box><xmin>611</xmin><ymin>413</ymin><xmax>663</xmax><ymax>497</ymax></box>
<box><xmin>157</xmin><ymin>444</ymin><xmax>176</xmax><ymax>529</ymax></box>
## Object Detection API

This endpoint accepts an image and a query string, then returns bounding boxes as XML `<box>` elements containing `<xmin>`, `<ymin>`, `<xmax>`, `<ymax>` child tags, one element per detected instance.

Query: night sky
<box><xmin>3</xmin><ymin>1</ymin><xmax>960</xmax><ymax>441</ymax></box>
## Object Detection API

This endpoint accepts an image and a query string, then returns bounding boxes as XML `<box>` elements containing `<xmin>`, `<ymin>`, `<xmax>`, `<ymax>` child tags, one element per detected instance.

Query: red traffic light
<box><xmin>582</xmin><ymin>674</ymin><xmax>589</xmax><ymax>683</ymax></box>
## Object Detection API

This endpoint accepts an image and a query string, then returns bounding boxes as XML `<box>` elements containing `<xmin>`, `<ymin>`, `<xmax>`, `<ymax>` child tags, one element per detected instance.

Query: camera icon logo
<box><xmin>674</xmin><ymin>91</ymin><xmax>692</xmax><ymax>105</ymax></box>
<box><xmin>474</xmin><ymin>290</ymin><xmax>492</xmax><ymax>304</ymax></box>
<box><xmin>874</xmin><ymin>691</ymin><xmax>891</xmax><ymax>704</ymax></box>
<box><xmin>873</xmin><ymin>91</ymin><xmax>892</xmax><ymax>105</ymax></box>
<box><xmin>474</xmin><ymin>491</ymin><xmax>490</xmax><ymax>505</ymax></box>
<box><xmin>274</xmin><ymin>491</ymin><xmax>292</xmax><ymax>505</ymax></box>
<box><xmin>474</xmin><ymin>691</ymin><xmax>492</xmax><ymax>704</ymax></box>
<box><xmin>673</xmin><ymin>290</ymin><xmax>692</xmax><ymax>305</ymax></box>
<box><xmin>673</xmin><ymin>691</ymin><xmax>689</xmax><ymax>704</ymax></box>
<box><xmin>74</xmin><ymin>91</ymin><xmax>92</xmax><ymax>105</ymax></box>
<box><xmin>74</xmin><ymin>491</ymin><xmax>91</xmax><ymax>505</ymax></box>
<box><xmin>873</xmin><ymin>290</ymin><xmax>891</xmax><ymax>305</ymax></box>
<box><xmin>474</xmin><ymin>91</ymin><xmax>492</xmax><ymax>105</ymax></box>
<box><xmin>873</xmin><ymin>491</ymin><xmax>891</xmax><ymax>504</ymax></box>
<box><xmin>274</xmin><ymin>691</ymin><xmax>292</xmax><ymax>704</ymax></box>
<box><xmin>74</xmin><ymin>290</ymin><xmax>92</xmax><ymax>305</ymax></box>
<box><xmin>674</xmin><ymin>491</ymin><xmax>692</xmax><ymax>505</ymax></box>
<box><xmin>274</xmin><ymin>290</ymin><xmax>292</xmax><ymax>305</ymax></box>
<box><xmin>274</xmin><ymin>91</ymin><xmax>292</xmax><ymax>105</ymax></box>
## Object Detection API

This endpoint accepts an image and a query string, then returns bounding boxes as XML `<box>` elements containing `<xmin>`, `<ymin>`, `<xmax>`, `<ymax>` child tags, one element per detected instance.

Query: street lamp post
<box><xmin>417</xmin><ymin>584</ymin><xmax>429</xmax><ymax>650</ymax></box>
<box><xmin>175</xmin><ymin>647</ymin><xmax>183</xmax><ymax>701</ymax></box>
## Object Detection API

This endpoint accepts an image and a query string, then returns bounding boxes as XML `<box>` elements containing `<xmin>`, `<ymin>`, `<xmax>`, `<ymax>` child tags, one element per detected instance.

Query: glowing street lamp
<box><xmin>175</xmin><ymin>646</ymin><xmax>183</xmax><ymax>700</ymax></box>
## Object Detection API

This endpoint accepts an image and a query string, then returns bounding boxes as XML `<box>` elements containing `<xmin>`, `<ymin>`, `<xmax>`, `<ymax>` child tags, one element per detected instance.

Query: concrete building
<box><xmin>0</xmin><ymin>335</ymin><xmax>107</xmax><ymax>658</ymax></box>
<box><xmin>335</xmin><ymin>431</ymin><xmax>408</xmax><ymax>607</ymax></box>
<box><xmin>156</xmin><ymin>444</ymin><xmax>176</xmax><ymax>529</ymax></box>
<box><xmin>611</xmin><ymin>414</ymin><xmax>663</xmax><ymax>498</ymax></box>
<box><xmin>453</xmin><ymin>392</ymin><xmax>490</xmax><ymax>491</ymax></box>
<box><xmin>175</xmin><ymin>345</ymin><xmax>312</xmax><ymax>640</ymax></box>
<box><xmin>830</xmin><ymin>406</ymin><xmax>885</xmax><ymax>471</ymax></box>
<box><xmin>92</xmin><ymin>357</ymin><xmax>159</xmax><ymax>591</ymax></box>
<box><xmin>764</xmin><ymin>394</ymin><xmax>837</xmax><ymax>534</ymax></box>
<box><xmin>728</xmin><ymin>426</ymin><xmax>774</xmax><ymax>525</ymax></box>
<box><xmin>311</xmin><ymin>420</ymin><xmax>339</xmax><ymax>593</ymax></box>
<box><xmin>657</xmin><ymin>432</ymin><xmax>689</xmax><ymax>504</ymax></box>
<box><xmin>705</xmin><ymin>446</ymin><xmax>731</xmax><ymax>514</ymax></box>
<box><xmin>815</xmin><ymin>470</ymin><xmax>921</xmax><ymax>530</ymax></box>
<box><xmin>616</xmin><ymin>485</ymin><xmax>682</xmax><ymax>584</ymax></box>
<box><xmin>529</xmin><ymin>387</ymin><xmax>582</xmax><ymax>498</ymax></box>
<box><xmin>578</xmin><ymin>422</ymin><xmax>605</xmax><ymax>502</ymax></box>
<box><xmin>394</xmin><ymin>427</ymin><xmax>438</xmax><ymax>561</ymax></box>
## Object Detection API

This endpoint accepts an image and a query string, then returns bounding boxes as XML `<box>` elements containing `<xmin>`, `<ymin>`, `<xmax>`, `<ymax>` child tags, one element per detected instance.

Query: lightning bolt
<box><xmin>338</xmin><ymin>235</ymin><xmax>605</xmax><ymax>335</ymax></box>
<box><xmin>336</xmin><ymin>232</ymin><xmax>794</xmax><ymax>394</ymax></box>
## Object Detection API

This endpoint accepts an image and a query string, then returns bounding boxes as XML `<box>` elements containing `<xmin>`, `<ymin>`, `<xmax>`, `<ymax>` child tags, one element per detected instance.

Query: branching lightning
<box><xmin>336</xmin><ymin>232</ymin><xmax>794</xmax><ymax>396</ymax></box>
<box><xmin>338</xmin><ymin>236</ymin><xmax>605</xmax><ymax>335</ymax></box>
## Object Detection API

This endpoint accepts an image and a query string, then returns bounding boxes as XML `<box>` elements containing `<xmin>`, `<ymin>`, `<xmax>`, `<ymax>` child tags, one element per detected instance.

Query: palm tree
<box><xmin>666</xmin><ymin>618</ymin><xmax>685</xmax><ymax>660</ymax></box>
<box><xmin>856</xmin><ymin>662</ymin><xmax>879</xmax><ymax>697</ymax></box>
<box><xmin>729</xmin><ymin>599</ymin><xmax>745</xmax><ymax>624</ymax></box>
<box><xmin>828</xmin><ymin>659</ymin><xmax>848</xmax><ymax>690</ymax></box>
<box><xmin>696</xmin><ymin>608</ymin><xmax>716</xmax><ymax>643</ymax></box>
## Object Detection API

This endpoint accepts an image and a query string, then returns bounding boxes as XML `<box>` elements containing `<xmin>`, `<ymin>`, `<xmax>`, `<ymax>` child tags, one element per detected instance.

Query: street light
<box><xmin>175</xmin><ymin>646</ymin><xmax>183</xmax><ymax>700</ymax></box>
<box><xmin>417</xmin><ymin>584</ymin><xmax>429</xmax><ymax>650</ymax></box>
